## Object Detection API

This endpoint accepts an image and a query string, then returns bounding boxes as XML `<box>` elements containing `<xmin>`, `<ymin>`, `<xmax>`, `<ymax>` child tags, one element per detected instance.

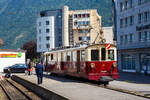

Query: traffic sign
<box><xmin>105</xmin><ymin>44</ymin><xmax>111</xmax><ymax>50</ymax></box>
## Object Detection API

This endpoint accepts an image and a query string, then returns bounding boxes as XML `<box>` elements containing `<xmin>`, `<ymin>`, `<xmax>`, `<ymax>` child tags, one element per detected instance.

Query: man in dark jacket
<box><xmin>35</xmin><ymin>61</ymin><xmax>44</xmax><ymax>84</ymax></box>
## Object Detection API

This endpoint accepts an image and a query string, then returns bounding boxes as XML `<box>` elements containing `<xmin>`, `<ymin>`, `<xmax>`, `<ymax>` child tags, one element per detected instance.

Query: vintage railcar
<box><xmin>44</xmin><ymin>44</ymin><xmax>119</xmax><ymax>85</ymax></box>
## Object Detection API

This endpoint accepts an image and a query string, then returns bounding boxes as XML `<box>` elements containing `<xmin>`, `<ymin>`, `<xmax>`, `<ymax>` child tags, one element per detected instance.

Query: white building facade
<box><xmin>115</xmin><ymin>0</ymin><xmax>150</xmax><ymax>73</ymax></box>
<box><xmin>37</xmin><ymin>16</ymin><xmax>55</xmax><ymax>52</ymax></box>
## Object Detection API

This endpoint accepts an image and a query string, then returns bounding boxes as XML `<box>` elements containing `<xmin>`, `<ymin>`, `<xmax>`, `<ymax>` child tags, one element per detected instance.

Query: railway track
<box><xmin>0</xmin><ymin>78</ymin><xmax>42</xmax><ymax>100</ymax></box>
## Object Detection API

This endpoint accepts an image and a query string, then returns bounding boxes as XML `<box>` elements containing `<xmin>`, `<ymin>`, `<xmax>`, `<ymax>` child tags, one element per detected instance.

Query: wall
<box><xmin>0</xmin><ymin>51</ymin><xmax>25</xmax><ymax>72</ymax></box>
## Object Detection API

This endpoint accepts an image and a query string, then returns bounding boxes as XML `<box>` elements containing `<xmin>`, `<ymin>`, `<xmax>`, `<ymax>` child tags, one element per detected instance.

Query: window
<box><xmin>125</xmin><ymin>17</ymin><xmax>128</xmax><ymax>27</ymax></box>
<box><xmin>39</xmin><ymin>29</ymin><xmax>41</xmax><ymax>34</ymax></box>
<box><xmin>46</xmin><ymin>36</ymin><xmax>50</xmax><ymax>40</ymax></box>
<box><xmin>74</xmin><ymin>14</ymin><xmax>77</xmax><ymax>18</ymax></box>
<box><xmin>125</xmin><ymin>35</ymin><xmax>128</xmax><ymax>43</ymax></box>
<box><xmin>51</xmin><ymin>54</ymin><xmax>53</xmax><ymax>60</ymax></box>
<box><xmin>46</xmin><ymin>21</ymin><xmax>49</xmax><ymax>25</ymax></box>
<box><xmin>39</xmin><ymin>44</ymin><xmax>41</xmax><ymax>49</ymax></box>
<box><xmin>46</xmin><ymin>43</ymin><xmax>50</xmax><ymax>48</ymax></box>
<box><xmin>138</xmin><ymin>13</ymin><xmax>142</xmax><ymax>23</ymax></box>
<box><xmin>72</xmin><ymin>51</ymin><xmax>77</xmax><ymax>61</ymax></box>
<box><xmin>39</xmin><ymin>37</ymin><xmax>41</xmax><ymax>41</ymax></box>
<box><xmin>122</xmin><ymin>54</ymin><xmax>135</xmax><ymax>70</ymax></box>
<box><xmin>82</xmin><ymin>14</ymin><xmax>86</xmax><ymax>18</ymax></box>
<box><xmin>79</xmin><ymin>37</ymin><xmax>82</xmax><ymax>41</ymax></box>
<box><xmin>81</xmin><ymin>50</ymin><xmax>85</xmax><ymax>61</ymax></box>
<box><xmin>144</xmin><ymin>31</ymin><xmax>148</xmax><ymax>41</ymax></box>
<box><xmin>74</xmin><ymin>21</ymin><xmax>77</xmax><ymax>25</ymax></box>
<box><xmin>144</xmin><ymin>12</ymin><xmax>148</xmax><ymax>22</ymax></box>
<box><xmin>91</xmin><ymin>50</ymin><xmax>99</xmax><ymax>61</ymax></box>
<box><xmin>120</xmin><ymin>2</ymin><xmax>123</xmax><ymax>12</ymax></box>
<box><xmin>87</xmin><ymin>37</ymin><xmax>90</xmax><ymax>40</ymax></box>
<box><xmin>139</xmin><ymin>32</ymin><xmax>142</xmax><ymax>41</ymax></box>
<box><xmin>101</xmin><ymin>48</ymin><xmax>106</xmax><ymax>60</ymax></box>
<box><xmin>138</xmin><ymin>0</ymin><xmax>142</xmax><ymax>5</ymax></box>
<box><xmin>108</xmin><ymin>50</ymin><xmax>114</xmax><ymax>60</ymax></box>
<box><xmin>39</xmin><ymin>22</ymin><xmax>41</xmax><ymax>26</ymax></box>
<box><xmin>120</xmin><ymin>19</ymin><xmax>123</xmax><ymax>28</ymax></box>
<box><xmin>120</xmin><ymin>36</ymin><xmax>123</xmax><ymax>44</ymax></box>
<box><xmin>78</xmin><ymin>14</ymin><xmax>81</xmax><ymax>18</ymax></box>
<box><xmin>130</xmin><ymin>16</ymin><xmax>134</xmax><ymax>25</ymax></box>
<box><xmin>129</xmin><ymin>0</ymin><xmax>133</xmax><ymax>8</ymax></box>
<box><xmin>148</xmin><ymin>11</ymin><xmax>150</xmax><ymax>21</ymax></box>
<box><xmin>86</xmin><ymin>14</ymin><xmax>90</xmax><ymax>18</ymax></box>
<box><xmin>127</xmin><ymin>35</ymin><xmax>130</xmax><ymax>43</ymax></box>
<box><xmin>125</xmin><ymin>0</ymin><xmax>128</xmax><ymax>10</ymax></box>
<box><xmin>130</xmin><ymin>34</ymin><xmax>133</xmax><ymax>43</ymax></box>
<box><xmin>46</xmin><ymin>29</ymin><xmax>49</xmax><ymax>33</ymax></box>
<box><xmin>148</xmin><ymin>31</ymin><xmax>150</xmax><ymax>41</ymax></box>
<box><xmin>67</xmin><ymin>52</ymin><xmax>71</xmax><ymax>61</ymax></box>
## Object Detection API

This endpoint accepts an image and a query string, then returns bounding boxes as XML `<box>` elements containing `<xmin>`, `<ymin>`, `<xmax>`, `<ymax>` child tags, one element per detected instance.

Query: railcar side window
<box><xmin>72</xmin><ymin>51</ymin><xmax>77</xmax><ymax>61</ymax></box>
<box><xmin>67</xmin><ymin>52</ymin><xmax>71</xmax><ymax>61</ymax></box>
<box><xmin>101</xmin><ymin>48</ymin><xmax>106</xmax><ymax>60</ymax></box>
<box><xmin>108</xmin><ymin>50</ymin><xmax>114</xmax><ymax>60</ymax></box>
<box><xmin>81</xmin><ymin>50</ymin><xmax>85</xmax><ymax>61</ymax></box>
<box><xmin>91</xmin><ymin>50</ymin><xmax>99</xmax><ymax>61</ymax></box>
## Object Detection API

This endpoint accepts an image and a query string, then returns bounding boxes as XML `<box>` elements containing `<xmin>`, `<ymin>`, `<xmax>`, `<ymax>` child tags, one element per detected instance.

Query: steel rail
<box><xmin>0</xmin><ymin>79</ymin><xmax>31</xmax><ymax>100</ymax></box>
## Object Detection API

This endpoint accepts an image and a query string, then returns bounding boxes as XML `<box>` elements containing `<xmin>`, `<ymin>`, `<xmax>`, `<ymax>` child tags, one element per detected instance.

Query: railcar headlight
<box><xmin>91</xmin><ymin>63</ymin><xmax>95</xmax><ymax>68</ymax></box>
<box><xmin>113</xmin><ymin>62</ymin><xmax>117</xmax><ymax>67</ymax></box>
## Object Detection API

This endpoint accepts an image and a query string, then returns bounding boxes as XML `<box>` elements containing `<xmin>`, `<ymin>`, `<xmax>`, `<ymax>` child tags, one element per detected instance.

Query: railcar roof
<box><xmin>44</xmin><ymin>43</ymin><xmax>116</xmax><ymax>54</ymax></box>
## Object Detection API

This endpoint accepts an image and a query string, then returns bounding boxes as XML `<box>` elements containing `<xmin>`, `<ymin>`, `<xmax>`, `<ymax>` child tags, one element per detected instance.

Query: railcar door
<box><xmin>77</xmin><ymin>50</ymin><xmax>80</xmax><ymax>73</ymax></box>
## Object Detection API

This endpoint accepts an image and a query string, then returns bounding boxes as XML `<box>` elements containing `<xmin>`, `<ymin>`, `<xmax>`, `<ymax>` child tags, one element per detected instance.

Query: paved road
<box><xmin>14</xmin><ymin>73</ymin><xmax>150</xmax><ymax>100</ymax></box>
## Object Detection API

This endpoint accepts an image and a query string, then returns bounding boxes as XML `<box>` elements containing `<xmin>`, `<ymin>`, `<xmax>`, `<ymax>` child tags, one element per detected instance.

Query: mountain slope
<box><xmin>0</xmin><ymin>0</ymin><xmax>112</xmax><ymax>49</ymax></box>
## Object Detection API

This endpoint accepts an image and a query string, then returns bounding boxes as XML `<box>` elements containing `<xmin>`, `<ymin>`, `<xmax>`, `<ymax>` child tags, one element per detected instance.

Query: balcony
<box><xmin>118</xmin><ymin>40</ymin><xmax>150</xmax><ymax>50</ymax></box>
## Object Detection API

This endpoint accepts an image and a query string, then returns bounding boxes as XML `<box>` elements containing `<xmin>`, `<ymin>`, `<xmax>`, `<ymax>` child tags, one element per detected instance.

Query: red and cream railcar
<box><xmin>44</xmin><ymin>44</ymin><xmax>119</xmax><ymax>84</ymax></box>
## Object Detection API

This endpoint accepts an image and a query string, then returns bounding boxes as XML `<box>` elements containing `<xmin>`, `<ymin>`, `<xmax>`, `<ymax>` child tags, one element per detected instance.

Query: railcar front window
<box><xmin>91</xmin><ymin>50</ymin><xmax>99</xmax><ymax>61</ymax></box>
<box><xmin>108</xmin><ymin>50</ymin><xmax>114</xmax><ymax>60</ymax></box>
<box><xmin>101</xmin><ymin>48</ymin><xmax>106</xmax><ymax>60</ymax></box>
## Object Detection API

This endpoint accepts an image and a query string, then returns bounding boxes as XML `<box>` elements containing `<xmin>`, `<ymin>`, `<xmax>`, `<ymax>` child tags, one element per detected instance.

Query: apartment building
<box><xmin>69</xmin><ymin>9</ymin><xmax>102</xmax><ymax>45</ymax></box>
<box><xmin>37</xmin><ymin>6</ymin><xmax>104</xmax><ymax>53</ymax></box>
<box><xmin>37</xmin><ymin>9</ymin><xmax>63</xmax><ymax>52</ymax></box>
<box><xmin>114</xmin><ymin>0</ymin><xmax>150</xmax><ymax>73</ymax></box>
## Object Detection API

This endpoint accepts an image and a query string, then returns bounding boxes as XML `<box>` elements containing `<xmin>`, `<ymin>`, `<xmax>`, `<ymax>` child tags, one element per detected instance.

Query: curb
<box><xmin>11</xmin><ymin>75</ymin><xmax>69</xmax><ymax>100</ymax></box>
<box><xmin>106</xmin><ymin>86</ymin><xmax>150</xmax><ymax>99</ymax></box>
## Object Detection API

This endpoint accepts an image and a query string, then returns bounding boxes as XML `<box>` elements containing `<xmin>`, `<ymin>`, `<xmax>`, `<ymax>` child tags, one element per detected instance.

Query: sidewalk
<box><xmin>118</xmin><ymin>72</ymin><xmax>150</xmax><ymax>84</ymax></box>
<box><xmin>109</xmin><ymin>72</ymin><xmax>150</xmax><ymax>96</ymax></box>
<box><xmin>12</xmin><ymin>73</ymin><xmax>149</xmax><ymax>100</ymax></box>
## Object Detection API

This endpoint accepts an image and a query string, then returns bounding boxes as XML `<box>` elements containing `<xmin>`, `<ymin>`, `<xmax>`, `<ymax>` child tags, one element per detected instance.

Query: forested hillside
<box><xmin>0</xmin><ymin>0</ymin><xmax>112</xmax><ymax>49</ymax></box>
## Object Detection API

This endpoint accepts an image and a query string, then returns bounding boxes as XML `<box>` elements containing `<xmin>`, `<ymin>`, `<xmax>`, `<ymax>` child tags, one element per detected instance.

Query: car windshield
<box><xmin>12</xmin><ymin>64</ymin><xmax>27</xmax><ymax>68</ymax></box>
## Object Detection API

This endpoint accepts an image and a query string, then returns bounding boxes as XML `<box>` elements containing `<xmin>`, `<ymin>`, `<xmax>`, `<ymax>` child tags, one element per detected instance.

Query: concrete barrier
<box><xmin>11</xmin><ymin>75</ymin><xmax>69</xmax><ymax>100</ymax></box>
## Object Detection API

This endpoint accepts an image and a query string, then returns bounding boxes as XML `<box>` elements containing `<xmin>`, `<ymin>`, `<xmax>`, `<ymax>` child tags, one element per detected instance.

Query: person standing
<box><xmin>35</xmin><ymin>61</ymin><xmax>44</xmax><ymax>84</ymax></box>
<box><xmin>28</xmin><ymin>61</ymin><xmax>32</xmax><ymax>75</ymax></box>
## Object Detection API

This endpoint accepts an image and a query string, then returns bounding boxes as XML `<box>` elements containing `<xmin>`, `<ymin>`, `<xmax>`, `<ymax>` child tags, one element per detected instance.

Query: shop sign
<box><xmin>0</xmin><ymin>53</ymin><xmax>22</xmax><ymax>58</ymax></box>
